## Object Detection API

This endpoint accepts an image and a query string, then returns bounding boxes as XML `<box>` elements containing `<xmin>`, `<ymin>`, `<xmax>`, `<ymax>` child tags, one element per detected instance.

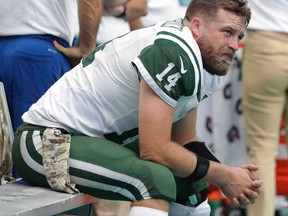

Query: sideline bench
<box><xmin>0</xmin><ymin>82</ymin><xmax>98</xmax><ymax>215</ymax></box>
<box><xmin>0</xmin><ymin>179</ymin><xmax>98</xmax><ymax>216</ymax></box>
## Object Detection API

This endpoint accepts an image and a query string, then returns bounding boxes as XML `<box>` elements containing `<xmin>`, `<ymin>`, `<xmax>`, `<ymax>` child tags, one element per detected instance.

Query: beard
<box><xmin>197</xmin><ymin>38</ymin><xmax>234</xmax><ymax>76</ymax></box>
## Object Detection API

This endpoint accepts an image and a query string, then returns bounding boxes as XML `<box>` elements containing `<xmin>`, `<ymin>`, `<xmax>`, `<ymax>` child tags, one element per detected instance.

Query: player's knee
<box><xmin>131</xmin><ymin>159</ymin><xmax>176</xmax><ymax>202</ymax></box>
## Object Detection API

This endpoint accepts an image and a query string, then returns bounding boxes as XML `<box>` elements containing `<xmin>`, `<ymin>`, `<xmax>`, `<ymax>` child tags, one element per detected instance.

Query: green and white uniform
<box><xmin>13</xmin><ymin>19</ymin><xmax>222</xmax><ymax>203</ymax></box>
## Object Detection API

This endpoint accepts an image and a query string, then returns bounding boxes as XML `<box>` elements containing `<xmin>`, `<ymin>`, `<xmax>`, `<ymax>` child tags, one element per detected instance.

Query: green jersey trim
<box><xmin>157</xmin><ymin>31</ymin><xmax>201</xmax><ymax>73</ymax></box>
<box><xmin>135</xmin><ymin>26</ymin><xmax>202</xmax><ymax>107</ymax></box>
<box><xmin>133</xmin><ymin>57</ymin><xmax>177</xmax><ymax>107</ymax></box>
<box><xmin>155</xmin><ymin>31</ymin><xmax>202</xmax><ymax>97</ymax></box>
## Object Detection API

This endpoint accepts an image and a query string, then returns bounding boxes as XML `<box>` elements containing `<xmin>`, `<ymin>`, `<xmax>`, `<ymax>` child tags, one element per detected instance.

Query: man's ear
<box><xmin>190</xmin><ymin>17</ymin><xmax>203</xmax><ymax>40</ymax></box>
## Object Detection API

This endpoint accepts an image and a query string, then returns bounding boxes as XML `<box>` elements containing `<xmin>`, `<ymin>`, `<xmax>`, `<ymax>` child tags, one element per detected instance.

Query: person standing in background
<box><xmin>141</xmin><ymin>0</ymin><xmax>189</xmax><ymax>27</ymax></box>
<box><xmin>96</xmin><ymin>0</ymin><xmax>148</xmax><ymax>45</ymax></box>
<box><xmin>242</xmin><ymin>1</ymin><xmax>288</xmax><ymax>216</ymax></box>
<box><xmin>129</xmin><ymin>0</ymin><xmax>189</xmax><ymax>30</ymax></box>
<box><xmin>0</xmin><ymin>0</ymin><xmax>101</xmax><ymax>132</ymax></box>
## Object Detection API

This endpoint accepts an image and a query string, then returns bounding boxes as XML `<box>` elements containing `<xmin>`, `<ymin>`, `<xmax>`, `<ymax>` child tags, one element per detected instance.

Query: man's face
<box><xmin>197</xmin><ymin>9</ymin><xmax>246</xmax><ymax>76</ymax></box>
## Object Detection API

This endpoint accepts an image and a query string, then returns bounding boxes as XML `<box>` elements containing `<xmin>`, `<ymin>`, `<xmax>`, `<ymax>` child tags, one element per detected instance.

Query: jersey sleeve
<box><xmin>133</xmin><ymin>31</ymin><xmax>202</xmax><ymax>107</ymax></box>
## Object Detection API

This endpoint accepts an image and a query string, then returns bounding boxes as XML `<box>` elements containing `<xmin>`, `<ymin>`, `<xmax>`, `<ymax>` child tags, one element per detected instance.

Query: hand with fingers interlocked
<box><xmin>217</xmin><ymin>164</ymin><xmax>262</xmax><ymax>208</ymax></box>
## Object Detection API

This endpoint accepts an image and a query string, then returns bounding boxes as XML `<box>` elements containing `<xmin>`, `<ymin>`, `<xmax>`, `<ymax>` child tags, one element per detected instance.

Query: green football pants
<box><xmin>12</xmin><ymin>124</ymin><xmax>207</xmax><ymax>202</ymax></box>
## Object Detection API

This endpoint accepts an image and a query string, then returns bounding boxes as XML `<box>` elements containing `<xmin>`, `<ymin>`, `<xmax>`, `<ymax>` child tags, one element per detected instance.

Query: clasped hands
<box><xmin>220</xmin><ymin>164</ymin><xmax>263</xmax><ymax>209</ymax></box>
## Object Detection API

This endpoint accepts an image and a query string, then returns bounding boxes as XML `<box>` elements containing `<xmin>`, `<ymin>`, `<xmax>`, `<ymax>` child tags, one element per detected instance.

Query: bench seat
<box><xmin>0</xmin><ymin>180</ymin><xmax>98</xmax><ymax>216</ymax></box>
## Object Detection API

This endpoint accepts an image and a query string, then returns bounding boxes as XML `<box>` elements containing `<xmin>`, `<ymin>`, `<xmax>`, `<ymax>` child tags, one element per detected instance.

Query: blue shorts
<box><xmin>0</xmin><ymin>35</ymin><xmax>71</xmax><ymax>131</ymax></box>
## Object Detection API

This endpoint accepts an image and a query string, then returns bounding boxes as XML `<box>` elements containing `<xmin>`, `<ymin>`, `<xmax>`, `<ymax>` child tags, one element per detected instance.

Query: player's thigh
<box><xmin>69</xmin><ymin>136</ymin><xmax>177</xmax><ymax>202</ymax></box>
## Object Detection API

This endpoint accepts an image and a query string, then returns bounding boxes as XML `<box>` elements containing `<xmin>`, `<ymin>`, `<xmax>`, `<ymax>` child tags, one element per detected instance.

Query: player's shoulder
<box><xmin>154</xmin><ymin>19</ymin><xmax>197</xmax><ymax>48</ymax></box>
<box><xmin>154</xmin><ymin>19</ymin><xmax>201</xmax><ymax>62</ymax></box>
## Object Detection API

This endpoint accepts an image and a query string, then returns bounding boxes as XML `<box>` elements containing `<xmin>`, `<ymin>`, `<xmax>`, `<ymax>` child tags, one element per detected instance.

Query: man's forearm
<box><xmin>78</xmin><ymin>0</ymin><xmax>102</xmax><ymax>55</ymax></box>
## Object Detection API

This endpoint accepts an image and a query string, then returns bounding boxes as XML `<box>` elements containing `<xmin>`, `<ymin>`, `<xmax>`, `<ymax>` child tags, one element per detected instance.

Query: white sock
<box><xmin>129</xmin><ymin>206</ymin><xmax>168</xmax><ymax>216</ymax></box>
<box><xmin>168</xmin><ymin>199</ymin><xmax>211</xmax><ymax>216</ymax></box>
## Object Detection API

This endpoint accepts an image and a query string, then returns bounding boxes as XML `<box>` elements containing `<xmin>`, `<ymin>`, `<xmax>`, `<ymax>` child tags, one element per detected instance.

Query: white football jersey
<box><xmin>22</xmin><ymin>19</ymin><xmax>222</xmax><ymax>144</ymax></box>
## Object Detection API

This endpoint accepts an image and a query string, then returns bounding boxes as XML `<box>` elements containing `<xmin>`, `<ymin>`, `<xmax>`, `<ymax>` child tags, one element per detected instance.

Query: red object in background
<box><xmin>208</xmin><ymin>184</ymin><xmax>230</xmax><ymax>204</ymax></box>
<box><xmin>279</xmin><ymin>119</ymin><xmax>286</xmax><ymax>144</ymax></box>
<box><xmin>276</xmin><ymin>119</ymin><xmax>288</xmax><ymax>195</ymax></box>
<box><xmin>276</xmin><ymin>159</ymin><xmax>288</xmax><ymax>195</ymax></box>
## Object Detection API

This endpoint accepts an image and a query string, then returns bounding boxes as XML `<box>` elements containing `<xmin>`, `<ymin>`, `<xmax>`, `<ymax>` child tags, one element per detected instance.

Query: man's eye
<box><xmin>224</xmin><ymin>30</ymin><xmax>232</xmax><ymax>36</ymax></box>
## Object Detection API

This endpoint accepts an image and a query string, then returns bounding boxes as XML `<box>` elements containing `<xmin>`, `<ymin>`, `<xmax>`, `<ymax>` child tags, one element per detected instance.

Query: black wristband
<box><xmin>189</xmin><ymin>155</ymin><xmax>210</xmax><ymax>181</ymax></box>
<box><xmin>115</xmin><ymin>3</ymin><xmax>126</xmax><ymax>18</ymax></box>
<box><xmin>184</xmin><ymin>141</ymin><xmax>220</xmax><ymax>163</ymax></box>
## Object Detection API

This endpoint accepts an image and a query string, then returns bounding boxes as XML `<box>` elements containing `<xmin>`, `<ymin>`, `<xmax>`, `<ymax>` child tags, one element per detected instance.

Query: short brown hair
<box><xmin>185</xmin><ymin>0</ymin><xmax>251</xmax><ymax>27</ymax></box>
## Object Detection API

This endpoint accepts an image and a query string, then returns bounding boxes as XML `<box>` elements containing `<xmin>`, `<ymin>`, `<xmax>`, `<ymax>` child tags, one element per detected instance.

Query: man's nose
<box><xmin>229</xmin><ymin>37</ymin><xmax>239</xmax><ymax>52</ymax></box>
